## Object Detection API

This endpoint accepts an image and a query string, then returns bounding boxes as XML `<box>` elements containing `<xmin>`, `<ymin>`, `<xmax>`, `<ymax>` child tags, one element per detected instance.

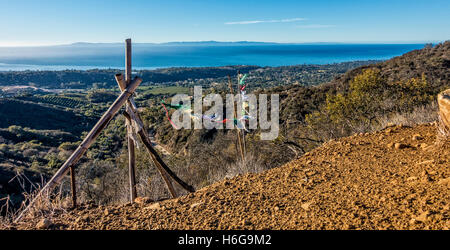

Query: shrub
<box><xmin>306</xmin><ymin>69</ymin><xmax>439</xmax><ymax>140</ymax></box>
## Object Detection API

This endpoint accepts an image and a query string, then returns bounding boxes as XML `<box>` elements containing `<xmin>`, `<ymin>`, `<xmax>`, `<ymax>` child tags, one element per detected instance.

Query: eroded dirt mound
<box><xmin>10</xmin><ymin>123</ymin><xmax>450</xmax><ymax>230</ymax></box>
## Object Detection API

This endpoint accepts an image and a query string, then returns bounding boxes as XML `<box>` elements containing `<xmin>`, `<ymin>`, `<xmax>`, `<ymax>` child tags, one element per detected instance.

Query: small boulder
<box><xmin>301</xmin><ymin>202</ymin><xmax>313</xmax><ymax>211</ymax></box>
<box><xmin>394</xmin><ymin>143</ymin><xmax>407</xmax><ymax>149</ymax></box>
<box><xmin>242</xmin><ymin>219</ymin><xmax>252</xmax><ymax>226</ymax></box>
<box><xmin>190</xmin><ymin>202</ymin><xmax>203</xmax><ymax>209</ymax></box>
<box><xmin>407</xmin><ymin>176</ymin><xmax>418</xmax><ymax>181</ymax></box>
<box><xmin>438</xmin><ymin>177</ymin><xmax>450</xmax><ymax>185</ymax></box>
<box><xmin>386</xmin><ymin>122</ymin><xmax>395</xmax><ymax>127</ymax></box>
<box><xmin>146</xmin><ymin>202</ymin><xmax>161</xmax><ymax>210</ymax></box>
<box><xmin>134</xmin><ymin>197</ymin><xmax>152</xmax><ymax>204</ymax></box>
<box><xmin>412</xmin><ymin>134</ymin><xmax>423</xmax><ymax>141</ymax></box>
<box><xmin>36</xmin><ymin>218</ymin><xmax>52</xmax><ymax>229</ymax></box>
<box><xmin>415</xmin><ymin>211</ymin><xmax>430</xmax><ymax>222</ymax></box>
<box><xmin>81</xmin><ymin>214</ymin><xmax>90</xmax><ymax>222</ymax></box>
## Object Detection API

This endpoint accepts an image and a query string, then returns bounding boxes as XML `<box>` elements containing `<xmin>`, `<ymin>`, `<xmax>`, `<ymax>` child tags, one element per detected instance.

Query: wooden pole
<box><xmin>122</xmin><ymin>112</ymin><xmax>177</xmax><ymax>198</ymax></box>
<box><xmin>126</xmin><ymin>39</ymin><xmax>132</xmax><ymax>83</ymax></box>
<box><xmin>70</xmin><ymin>165</ymin><xmax>76</xmax><ymax>208</ymax></box>
<box><xmin>237</xmin><ymin>71</ymin><xmax>246</xmax><ymax>161</ymax></box>
<box><xmin>127</xmin><ymin>136</ymin><xmax>136</xmax><ymax>201</ymax></box>
<box><xmin>137</xmin><ymin>129</ymin><xmax>195</xmax><ymax>193</ymax></box>
<box><xmin>125</xmin><ymin>38</ymin><xmax>137</xmax><ymax>202</ymax></box>
<box><xmin>15</xmin><ymin>76</ymin><xmax>142</xmax><ymax>222</ymax></box>
<box><xmin>228</xmin><ymin>76</ymin><xmax>245</xmax><ymax>164</ymax></box>
<box><xmin>115</xmin><ymin>74</ymin><xmax>194</xmax><ymax>195</ymax></box>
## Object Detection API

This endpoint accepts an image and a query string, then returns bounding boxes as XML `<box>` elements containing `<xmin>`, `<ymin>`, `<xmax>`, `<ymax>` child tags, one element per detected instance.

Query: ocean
<box><xmin>0</xmin><ymin>43</ymin><xmax>426</xmax><ymax>71</ymax></box>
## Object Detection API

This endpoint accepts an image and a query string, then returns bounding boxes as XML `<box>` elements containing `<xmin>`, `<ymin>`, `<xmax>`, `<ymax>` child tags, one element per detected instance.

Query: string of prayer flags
<box><xmin>160</xmin><ymin>100</ymin><xmax>189</xmax><ymax>110</ymax></box>
<box><xmin>239</xmin><ymin>74</ymin><xmax>247</xmax><ymax>85</ymax></box>
<box><xmin>161</xmin><ymin>102</ymin><xmax>179</xmax><ymax>129</ymax></box>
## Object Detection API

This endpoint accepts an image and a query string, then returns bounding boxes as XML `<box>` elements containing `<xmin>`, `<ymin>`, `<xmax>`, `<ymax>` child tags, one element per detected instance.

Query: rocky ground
<box><xmin>5</xmin><ymin>123</ymin><xmax>450</xmax><ymax>230</ymax></box>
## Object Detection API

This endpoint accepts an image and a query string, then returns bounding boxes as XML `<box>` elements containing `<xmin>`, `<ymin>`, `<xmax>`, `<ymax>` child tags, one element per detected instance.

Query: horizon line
<box><xmin>0</xmin><ymin>40</ymin><xmax>444</xmax><ymax>48</ymax></box>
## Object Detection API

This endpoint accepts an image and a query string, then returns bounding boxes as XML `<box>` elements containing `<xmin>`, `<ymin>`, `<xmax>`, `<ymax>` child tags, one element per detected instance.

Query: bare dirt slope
<box><xmin>11</xmin><ymin>123</ymin><xmax>450</xmax><ymax>230</ymax></box>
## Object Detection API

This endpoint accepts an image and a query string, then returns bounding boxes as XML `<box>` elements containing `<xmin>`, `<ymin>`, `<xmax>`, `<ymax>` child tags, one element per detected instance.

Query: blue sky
<box><xmin>0</xmin><ymin>0</ymin><xmax>449</xmax><ymax>46</ymax></box>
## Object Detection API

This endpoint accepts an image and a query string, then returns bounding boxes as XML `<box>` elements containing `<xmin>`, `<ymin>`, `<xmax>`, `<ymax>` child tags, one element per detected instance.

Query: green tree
<box><xmin>306</xmin><ymin>68</ymin><xmax>385</xmax><ymax>138</ymax></box>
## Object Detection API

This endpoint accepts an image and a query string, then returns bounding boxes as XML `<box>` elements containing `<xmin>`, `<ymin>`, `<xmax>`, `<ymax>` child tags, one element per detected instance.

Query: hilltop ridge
<box><xmin>9</xmin><ymin>123</ymin><xmax>449</xmax><ymax>230</ymax></box>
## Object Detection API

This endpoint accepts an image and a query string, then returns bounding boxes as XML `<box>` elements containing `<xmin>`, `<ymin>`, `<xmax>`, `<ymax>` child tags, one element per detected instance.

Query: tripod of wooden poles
<box><xmin>15</xmin><ymin>39</ymin><xmax>194</xmax><ymax>222</ymax></box>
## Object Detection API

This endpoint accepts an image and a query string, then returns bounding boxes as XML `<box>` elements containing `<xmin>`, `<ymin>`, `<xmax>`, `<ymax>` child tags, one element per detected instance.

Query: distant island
<box><xmin>2</xmin><ymin>41</ymin><xmax>382</xmax><ymax>47</ymax></box>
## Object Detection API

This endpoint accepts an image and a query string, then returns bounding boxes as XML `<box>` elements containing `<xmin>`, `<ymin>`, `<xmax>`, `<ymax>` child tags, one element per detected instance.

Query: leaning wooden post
<box><xmin>228</xmin><ymin>75</ymin><xmax>245</xmax><ymax>165</ymax></box>
<box><xmin>136</xmin><ymin>129</ymin><xmax>194</xmax><ymax>193</ymax></box>
<box><xmin>15</xmin><ymin>77</ymin><xmax>142</xmax><ymax>222</ymax></box>
<box><xmin>123</xmin><ymin>112</ymin><xmax>178</xmax><ymax>198</ymax></box>
<box><xmin>69</xmin><ymin>165</ymin><xmax>76</xmax><ymax>208</ymax></box>
<box><xmin>237</xmin><ymin>71</ymin><xmax>246</xmax><ymax>161</ymax></box>
<box><xmin>125</xmin><ymin>38</ymin><xmax>137</xmax><ymax>202</ymax></box>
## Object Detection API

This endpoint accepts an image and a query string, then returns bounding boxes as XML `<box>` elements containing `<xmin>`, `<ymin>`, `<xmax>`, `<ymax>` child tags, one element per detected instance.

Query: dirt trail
<box><xmin>10</xmin><ymin>123</ymin><xmax>450</xmax><ymax>230</ymax></box>
<box><xmin>150</xmin><ymin>138</ymin><xmax>172</xmax><ymax>156</ymax></box>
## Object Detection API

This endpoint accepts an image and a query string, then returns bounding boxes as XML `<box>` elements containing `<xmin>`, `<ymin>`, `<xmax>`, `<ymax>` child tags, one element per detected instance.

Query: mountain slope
<box><xmin>10</xmin><ymin>123</ymin><xmax>449</xmax><ymax>230</ymax></box>
<box><xmin>279</xmin><ymin>41</ymin><xmax>449</xmax><ymax>125</ymax></box>
<box><xmin>330</xmin><ymin>41</ymin><xmax>449</xmax><ymax>91</ymax></box>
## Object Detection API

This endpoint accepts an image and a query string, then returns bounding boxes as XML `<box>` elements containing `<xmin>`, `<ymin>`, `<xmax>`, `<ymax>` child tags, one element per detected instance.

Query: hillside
<box><xmin>1</xmin><ymin>43</ymin><xmax>448</xmax><ymax>220</ymax></box>
<box><xmin>327</xmin><ymin>42</ymin><xmax>449</xmax><ymax>95</ymax></box>
<box><xmin>8</xmin><ymin>123</ymin><xmax>449</xmax><ymax>230</ymax></box>
<box><xmin>0</xmin><ymin>99</ymin><xmax>96</xmax><ymax>133</ymax></box>
<box><xmin>278</xmin><ymin>41</ymin><xmax>449</xmax><ymax>125</ymax></box>
<box><xmin>149</xmin><ymin>42</ymin><xmax>449</xmax><ymax>185</ymax></box>
<box><xmin>0</xmin><ymin>61</ymin><xmax>379</xmax><ymax>211</ymax></box>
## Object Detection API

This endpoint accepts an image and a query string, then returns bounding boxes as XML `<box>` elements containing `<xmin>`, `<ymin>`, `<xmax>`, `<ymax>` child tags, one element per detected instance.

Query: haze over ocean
<box><xmin>0</xmin><ymin>43</ymin><xmax>426</xmax><ymax>71</ymax></box>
